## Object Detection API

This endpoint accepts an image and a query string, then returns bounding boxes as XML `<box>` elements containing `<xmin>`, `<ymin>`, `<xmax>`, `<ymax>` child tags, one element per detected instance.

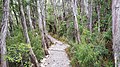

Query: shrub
<box><xmin>70</xmin><ymin>28</ymin><xmax>113</xmax><ymax>67</ymax></box>
<box><xmin>29</xmin><ymin>30</ymin><xmax>44</xmax><ymax>61</ymax></box>
<box><xmin>6</xmin><ymin>28</ymin><xmax>30</xmax><ymax>67</ymax></box>
<box><xmin>6</xmin><ymin>28</ymin><xmax>44</xmax><ymax>66</ymax></box>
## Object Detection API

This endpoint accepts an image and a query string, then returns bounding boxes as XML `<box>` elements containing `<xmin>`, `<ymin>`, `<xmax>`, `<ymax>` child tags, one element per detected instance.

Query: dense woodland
<box><xmin>0</xmin><ymin>0</ymin><xmax>119</xmax><ymax>67</ymax></box>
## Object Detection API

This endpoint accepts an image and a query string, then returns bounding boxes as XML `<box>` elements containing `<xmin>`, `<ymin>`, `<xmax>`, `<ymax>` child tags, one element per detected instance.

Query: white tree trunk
<box><xmin>0</xmin><ymin>0</ymin><xmax>10</xmax><ymax>67</ymax></box>
<box><xmin>97</xmin><ymin>3</ymin><xmax>100</xmax><ymax>32</ymax></box>
<box><xmin>26</xmin><ymin>0</ymin><xmax>34</xmax><ymax>30</ymax></box>
<box><xmin>81</xmin><ymin>0</ymin><xmax>84</xmax><ymax>25</ymax></box>
<box><xmin>62</xmin><ymin>0</ymin><xmax>65</xmax><ymax>21</ymax></box>
<box><xmin>88</xmin><ymin>0</ymin><xmax>93</xmax><ymax>33</ymax></box>
<box><xmin>84</xmin><ymin>0</ymin><xmax>89</xmax><ymax>17</ymax></box>
<box><xmin>19</xmin><ymin>0</ymin><xmax>39</xmax><ymax>66</ymax></box>
<box><xmin>42</xmin><ymin>0</ymin><xmax>49</xmax><ymax>50</ymax></box>
<box><xmin>112</xmin><ymin>0</ymin><xmax>120</xmax><ymax>67</ymax></box>
<box><xmin>72</xmin><ymin>0</ymin><xmax>81</xmax><ymax>43</ymax></box>
<box><xmin>53</xmin><ymin>0</ymin><xmax>57</xmax><ymax>34</ymax></box>
<box><xmin>37</xmin><ymin>0</ymin><xmax>48</xmax><ymax>55</ymax></box>
<box><xmin>42</xmin><ymin>0</ymin><xmax>47</xmax><ymax>34</ymax></box>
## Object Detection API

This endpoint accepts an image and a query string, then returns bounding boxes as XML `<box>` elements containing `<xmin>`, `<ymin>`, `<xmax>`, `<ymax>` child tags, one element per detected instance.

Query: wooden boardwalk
<box><xmin>40</xmin><ymin>35</ymin><xmax>70</xmax><ymax>67</ymax></box>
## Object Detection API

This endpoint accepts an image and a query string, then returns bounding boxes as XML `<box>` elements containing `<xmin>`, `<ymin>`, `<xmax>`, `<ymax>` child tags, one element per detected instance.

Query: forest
<box><xmin>0</xmin><ymin>0</ymin><xmax>119</xmax><ymax>67</ymax></box>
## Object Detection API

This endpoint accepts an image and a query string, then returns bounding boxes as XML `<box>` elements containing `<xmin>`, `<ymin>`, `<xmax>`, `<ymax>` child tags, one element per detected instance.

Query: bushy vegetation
<box><xmin>29</xmin><ymin>30</ymin><xmax>44</xmax><ymax>61</ymax></box>
<box><xmin>69</xmin><ymin>29</ymin><xmax>113</xmax><ymax>67</ymax></box>
<box><xmin>6</xmin><ymin>27</ymin><xmax>44</xmax><ymax>66</ymax></box>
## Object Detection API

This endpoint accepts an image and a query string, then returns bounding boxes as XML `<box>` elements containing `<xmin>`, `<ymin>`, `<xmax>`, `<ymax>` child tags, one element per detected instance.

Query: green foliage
<box><xmin>6</xmin><ymin>43</ymin><xmax>30</xmax><ymax>62</ymax></box>
<box><xmin>46</xmin><ymin>5</ymin><xmax>54</xmax><ymax>23</ymax></box>
<box><xmin>29</xmin><ymin>30</ymin><xmax>44</xmax><ymax>61</ymax></box>
<box><xmin>6</xmin><ymin>28</ymin><xmax>30</xmax><ymax>66</ymax></box>
<box><xmin>74</xmin><ymin>44</ymin><xmax>101</xmax><ymax>67</ymax></box>
<box><xmin>6</xmin><ymin>28</ymin><xmax>44</xmax><ymax>66</ymax></box>
<box><xmin>56</xmin><ymin>20</ymin><xmax>75</xmax><ymax>41</ymax></box>
<box><xmin>58</xmin><ymin>21</ymin><xmax>67</xmax><ymax>36</ymax></box>
<box><xmin>70</xmin><ymin>28</ymin><xmax>113</xmax><ymax>67</ymax></box>
<box><xmin>103</xmin><ymin>30</ymin><xmax>112</xmax><ymax>41</ymax></box>
<box><xmin>72</xmin><ymin>44</ymin><xmax>113</xmax><ymax>67</ymax></box>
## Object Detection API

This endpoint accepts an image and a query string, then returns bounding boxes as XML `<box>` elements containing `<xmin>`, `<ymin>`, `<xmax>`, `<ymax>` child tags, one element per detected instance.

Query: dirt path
<box><xmin>40</xmin><ymin>35</ymin><xmax>70</xmax><ymax>67</ymax></box>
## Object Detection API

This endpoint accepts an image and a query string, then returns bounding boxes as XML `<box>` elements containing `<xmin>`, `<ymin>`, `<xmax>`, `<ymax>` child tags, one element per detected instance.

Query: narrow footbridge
<box><xmin>40</xmin><ymin>35</ymin><xmax>70</xmax><ymax>67</ymax></box>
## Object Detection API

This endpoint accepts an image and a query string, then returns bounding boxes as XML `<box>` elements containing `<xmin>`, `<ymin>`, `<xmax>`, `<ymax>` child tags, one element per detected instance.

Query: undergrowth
<box><xmin>6</xmin><ymin>27</ymin><xmax>44</xmax><ymax>67</ymax></box>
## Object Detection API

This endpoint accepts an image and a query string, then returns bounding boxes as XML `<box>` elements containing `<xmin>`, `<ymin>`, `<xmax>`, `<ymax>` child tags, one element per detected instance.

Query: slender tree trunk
<box><xmin>97</xmin><ymin>3</ymin><xmax>100</xmax><ymax>32</ymax></box>
<box><xmin>42</xmin><ymin>0</ymin><xmax>49</xmax><ymax>48</ymax></box>
<box><xmin>45</xmin><ymin>0</ymin><xmax>47</xmax><ymax>18</ymax></box>
<box><xmin>72</xmin><ymin>0</ymin><xmax>81</xmax><ymax>43</ymax></box>
<box><xmin>18</xmin><ymin>0</ymin><xmax>39</xmax><ymax>67</ymax></box>
<box><xmin>11</xmin><ymin>0</ymin><xmax>19</xmax><ymax>25</ymax></box>
<box><xmin>66</xmin><ymin>0</ymin><xmax>71</xmax><ymax>38</ymax></box>
<box><xmin>88</xmin><ymin>0</ymin><xmax>93</xmax><ymax>33</ymax></box>
<box><xmin>84</xmin><ymin>0</ymin><xmax>89</xmax><ymax>17</ymax></box>
<box><xmin>81</xmin><ymin>0</ymin><xmax>84</xmax><ymax>25</ymax></box>
<box><xmin>62</xmin><ymin>0</ymin><xmax>65</xmax><ymax>21</ymax></box>
<box><xmin>9</xmin><ymin>13</ymin><xmax>13</xmax><ymax>32</ymax></box>
<box><xmin>26</xmin><ymin>0</ymin><xmax>34</xmax><ymax>30</ymax></box>
<box><xmin>12</xmin><ymin>9</ymin><xmax>19</xmax><ymax>25</ymax></box>
<box><xmin>31</xmin><ymin>0</ymin><xmax>37</xmax><ymax>29</ymax></box>
<box><xmin>112</xmin><ymin>0</ymin><xmax>120</xmax><ymax>67</ymax></box>
<box><xmin>84</xmin><ymin>0</ymin><xmax>90</xmax><ymax>29</ymax></box>
<box><xmin>51</xmin><ymin>0</ymin><xmax>57</xmax><ymax>34</ymax></box>
<box><xmin>42</xmin><ymin>0</ymin><xmax>47</xmax><ymax>34</ymax></box>
<box><xmin>54</xmin><ymin>1</ymin><xmax>57</xmax><ymax>34</ymax></box>
<box><xmin>0</xmin><ymin>0</ymin><xmax>10</xmax><ymax>67</ymax></box>
<box><xmin>37</xmin><ymin>0</ymin><xmax>48</xmax><ymax>55</ymax></box>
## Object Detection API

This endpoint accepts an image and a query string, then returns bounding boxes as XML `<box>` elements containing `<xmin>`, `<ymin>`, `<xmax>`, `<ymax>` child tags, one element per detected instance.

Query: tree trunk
<box><xmin>81</xmin><ymin>0</ymin><xmax>84</xmax><ymax>25</ymax></box>
<box><xmin>97</xmin><ymin>3</ymin><xmax>100</xmax><ymax>32</ymax></box>
<box><xmin>26</xmin><ymin>0</ymin><xmax>34</xmax><ymax>30</ymax></box>
<box><xmin>18</xmin><ymin>0</ymin><xmax>39</xmax><ymax>67</ymax></box>
<box><xmin>9</xmin><ymin>13</ymin><xmax>13</xmax><ymax>32</ymax></box>
<box><xmin>72</xmin><ymin>0</ymin><xmax>81</xmax><ymax>43</ymax></box>
<box><xmin>42</xmin><ymin>0</ymin><xmax>47</xmax><ymax>34</ymax></box>
<box><xmin>88</xmin><ymin>0</ymin><xmax>93</xmax><ymax>33</ymax></box>
<box><xmin>31</xmin><ymin>0</ymin><xmax>37</xmax><ymax>29</ymax></box>
<box><xmin>112</xmin><ymin>0</ymin><xmax>120</xmax><ymax>67</ymax></box>
<box><xmin>37</xmin><ymin>0</ymin><xmax>48</xmax><ymax>55</ymax></box>
<box><xmin>42</xmin><ymin>0</ymin><xmax>50</xmax><ymax>49</ymax></box>
<box><xmin>62</xmin><ymin>0</ymin><xmax>65</xmax><ymax>21</ymax></box>
<box><xmin>0</xmin><ymin>0</ymin><xmax>10</xmax><ymax>67</ymax></box>
<box><xmin>52</xmin><ymin>0</ymin><xmax>57</xmax><ymax>34</ymax></box>
<box><xmin>11</xmin><ymin>0</ymin><xmax>19</xmax><ymax>25</ymax></box>
<box><xmin>84</xmin><ymin>0</ymin><xmax>89</xmax><ymax>17</ymax></box>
